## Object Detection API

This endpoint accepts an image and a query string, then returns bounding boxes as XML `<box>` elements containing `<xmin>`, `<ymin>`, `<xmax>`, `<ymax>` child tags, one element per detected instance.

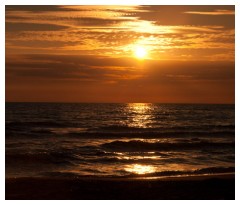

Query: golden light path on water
<box><xmin>123</xmin><ymin>104</ymin><xmax>157</xmax><ymax>175</ymax></box>
<box><xmin>122</xmin><ymin>103</ymin><xmax>190</xmax><ymax>176</ymax></box>
<box><xmin>126</xmin><ymin>103</ymin><xmax>153</xmax><ymax>128</ymax></box>
<box><xmin>124</xmin><ymin>164</ymin><xmax>156</xmax><ymax>175</ymax></box>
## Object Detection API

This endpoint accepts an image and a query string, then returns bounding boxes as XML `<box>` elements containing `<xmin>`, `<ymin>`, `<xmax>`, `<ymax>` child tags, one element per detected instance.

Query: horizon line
<box><xmin>5</xmin><ymin>101</ymin><xmax>235</xmax><ymax>105</ymax></box>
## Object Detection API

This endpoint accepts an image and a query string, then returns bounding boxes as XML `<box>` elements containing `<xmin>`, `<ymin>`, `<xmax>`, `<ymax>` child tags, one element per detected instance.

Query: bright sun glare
<box><xmin>134</xmin><ymin>47</ymin><xmax>147</xmax><ymax>59</ymax></box>
<box><xmin>125</xmin><ymin>164</ymin><xmax>155</xmax><ymax>175</ymax></box>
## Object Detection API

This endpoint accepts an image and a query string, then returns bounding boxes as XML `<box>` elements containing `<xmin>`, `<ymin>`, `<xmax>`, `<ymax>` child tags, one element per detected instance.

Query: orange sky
<box><xmin>5</xmin><ymin>5</ymin><xmax>235</xmax><ymax>103</ymax></box>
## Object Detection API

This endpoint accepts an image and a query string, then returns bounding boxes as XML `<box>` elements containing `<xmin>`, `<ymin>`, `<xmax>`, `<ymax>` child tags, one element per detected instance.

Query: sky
<box><xmin>5</xmin><ymin>5</ymin><xmax>235</xmax><ymax>103</ymax></box>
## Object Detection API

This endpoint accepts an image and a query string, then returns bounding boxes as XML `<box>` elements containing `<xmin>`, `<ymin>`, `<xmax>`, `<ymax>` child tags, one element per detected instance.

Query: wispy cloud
<box><xmin>6</xmin><ymin>5</ymin><xmax>234</xmax><ymax>62</ymax></box>
<box><xmin>184</xmin><ymin>10</ymin><xmax>235</xmax><ymax>16</ymax></box>
<box><xmin>6</xmin><ymin>54</ymin><xmax>234</xmax><ymax>82</ymax></box>
<box><xmin>6</xmin><ymin>22</ymin><xmax>68</xmax><ymax>32</ymax></box>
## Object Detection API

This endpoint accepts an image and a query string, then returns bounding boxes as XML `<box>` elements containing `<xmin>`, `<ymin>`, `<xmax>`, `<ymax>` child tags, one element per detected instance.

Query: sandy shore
<box><xmin>6</xmin><ymin>173</ymin><xmax>235</xmax><ymax>200</ymax></box>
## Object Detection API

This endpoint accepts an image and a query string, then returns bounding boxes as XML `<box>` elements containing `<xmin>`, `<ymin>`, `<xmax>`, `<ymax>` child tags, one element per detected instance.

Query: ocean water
<box><xmin>6</xmin><ymin>103</ymin><xmax>235</xmax><ymax>178</ymax></box>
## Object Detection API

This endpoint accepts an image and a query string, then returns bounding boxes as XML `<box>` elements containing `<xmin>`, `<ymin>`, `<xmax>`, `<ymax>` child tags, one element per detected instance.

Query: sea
<box><xmin>5</xmin><ymin>103</ymin><xmax>235</xmax><ymax>179</ymax></box>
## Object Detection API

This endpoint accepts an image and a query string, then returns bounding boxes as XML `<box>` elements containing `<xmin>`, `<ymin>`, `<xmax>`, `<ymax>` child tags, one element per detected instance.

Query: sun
<box><xmin>134</xmin><ymin>46</ymin><xmax>147</xmax><ymax>59</ymax></box>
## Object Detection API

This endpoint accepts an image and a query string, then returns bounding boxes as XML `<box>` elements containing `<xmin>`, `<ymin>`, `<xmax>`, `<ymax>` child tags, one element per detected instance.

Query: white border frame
<box><xmin>1</xmin><ymin>0</ymin><xmax>238</xmax><ymax>204</ymax></box>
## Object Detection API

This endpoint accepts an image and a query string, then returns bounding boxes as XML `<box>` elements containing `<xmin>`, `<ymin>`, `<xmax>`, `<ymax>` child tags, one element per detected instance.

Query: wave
<box><xmin>6</xmin><ymin>129</ymin><xmax>235</xmax><ymax>139</ymax></box>
<box><xmin>41</xmin><ymin>166</ymin><xmax>235</xmax><ymax>178</ymax></box>
<box><xmin>6</xmin><ymin>122</ymin><xmax>234</xmax><ymax>131</ymax></box>
<box><xmin>124</xmin><ymin>166</ymin><xmax>235</xmax><ymax>178</ymax></box>
<box><xmin>101</xmin><ymin>140</ymin><xmax>235</xmax><ymax>152</ymax></box>
<box><xmin>6</xmin><ymin>120</ymin><xmax>234</xmax><ymax>135</ymax></box>
<box><xmin>98</xmin><ymin>124</ymin><xmax>234</xmax><ymax>131</ymax></box>
<box><xmin>6</xmin><ymin>121</ymin><xmax>68</xmax><ymax>128</ymax></box>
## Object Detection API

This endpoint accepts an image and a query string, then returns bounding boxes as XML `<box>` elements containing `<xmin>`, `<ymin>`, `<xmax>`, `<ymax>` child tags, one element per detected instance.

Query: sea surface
<box><xmin>6</xmin><ymin>103</ymin><xmax>235</xmax><ymax>178</ymax></box>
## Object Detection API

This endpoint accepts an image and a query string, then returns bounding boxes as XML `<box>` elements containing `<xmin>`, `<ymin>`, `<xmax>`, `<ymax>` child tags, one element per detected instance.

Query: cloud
<box><xmin>6</xmin><ymin>54</ymin><xmax>140</xmax><ymax>82</ymax></box>
<box><xmin>184</xmin><ymin>10</ymin><xmax>235</xmax><ymax>15</ymax></box>
<box><xmin>6</xmin><ymin>54</ymin><xmax>234</xmax><ymax>85</ymax></box>
<box><xmin>6</xmin><ymin>22</ymin><xmax>68</xmax><ymax>32</ymax></box>
<box><xmin>147</xmin><ymin>61</ymin><xmax>234</xmax><ymax>82</ymax></box>
<box><xmin>5</xmin><ymin>5</ymin><xmax>135</xmax><ymax>27</ymax></box>
<box><xmin>68</xmin><ymin>17</ymin><xmax>133</xmax><ymax>27</ymax></box>
<box><xmin>5</xmin><ymin>5</ymin><xmax>78</xmax><ymax>12</ymax></box>
<box><xmin>131</xmin><ymin>5</ymin><xmax>235</xmax><ymax>29</ymax></box>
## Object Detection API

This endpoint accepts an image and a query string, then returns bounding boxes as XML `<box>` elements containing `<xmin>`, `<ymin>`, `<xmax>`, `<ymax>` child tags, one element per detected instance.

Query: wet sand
<box><xmin>6</xmin><ymin>173</ymin><xmax>235</xmax><ymax>200</ymax></box>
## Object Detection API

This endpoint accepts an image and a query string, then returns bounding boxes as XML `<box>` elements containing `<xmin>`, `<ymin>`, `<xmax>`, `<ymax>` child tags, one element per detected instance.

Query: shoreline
<box><xmin>6</xmin><ymin>173</ymin><xmax>235</xmax><ymax>200</ymax></box>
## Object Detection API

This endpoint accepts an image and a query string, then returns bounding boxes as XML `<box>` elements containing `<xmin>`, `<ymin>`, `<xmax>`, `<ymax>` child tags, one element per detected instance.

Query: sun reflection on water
<box><xmin>126</xmin><ymin>103</ymin><xmax>153</xmax><ymax>128</ymax></box>
<box><xmin>125</xmin><ymin>164</ymin><xmax>156</xmax><ymax>175</ymax></box>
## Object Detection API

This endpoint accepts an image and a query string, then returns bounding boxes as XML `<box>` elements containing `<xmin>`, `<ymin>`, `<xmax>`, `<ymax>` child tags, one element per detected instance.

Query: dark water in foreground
<box><xmin>6</xmin><ymin>103</ymin><xmax>235</xmax><ymax>178</ymax></box>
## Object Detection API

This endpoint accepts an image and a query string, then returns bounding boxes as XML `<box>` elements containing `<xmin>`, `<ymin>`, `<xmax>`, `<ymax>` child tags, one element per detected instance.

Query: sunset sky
<box><xmin>5</xmin><ymin>5</ymin><xmax>235</xmax><ymax>103</ymax></box>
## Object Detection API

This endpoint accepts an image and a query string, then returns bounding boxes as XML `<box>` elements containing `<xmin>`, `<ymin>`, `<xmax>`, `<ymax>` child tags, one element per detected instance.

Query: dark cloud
<box><xmin>6</xmin><ymin>22</ymin><xmax>68</xmax><ymax>32</ymax></box>
<box><xmin>5</xmin><ymin>6</ymin><xmax>133</xmax><ymax>28</ymax></box>
<box><xmin>143</xmin><ymin>60</ymin><xmax>234</xmax><ymax>83</ymax></box>
<box><xmin>7</xmin><ymin>40</ymin><xmax>83</xmax><ymax>48</ymax></box>
<box><xmin>70</xmin><ymin>17</ymin><xmax>132</xmax><ymax>27</ymax></box>
<box><xmin>133</xmin><ymin>5</ymin><xmax>235</xmax><ymax>29</ymax></box>
<box><xmin>6</xmin><ymin>54</ymin><xmax>234</xmax><ymax>84</ymax></box>
<box><xmin>5</xmin><ymin>15</ymin><xmax>29</xmax><ymax>20</ymax></box>
<box><xmin>5</xmin><ymin>5</ymin><xmax>78</xmax><ymax>12</ymax></box>
<box><xmin>6</xmin><ymin>54</ymin><xmax>138</xmax><ymax>81</ymax></box>
<box><xmin>19</xmin><ymin>54</ymin><xmax>138</xmax><ymax>67</ymax></box>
